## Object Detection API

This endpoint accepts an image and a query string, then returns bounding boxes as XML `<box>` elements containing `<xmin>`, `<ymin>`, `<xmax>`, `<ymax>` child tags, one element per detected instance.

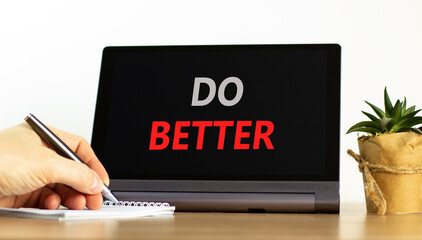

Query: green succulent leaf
<box><xmin>347</xmin><ymin>121</ymin><xmax>382</xmax><ymax>134</ymax></box>
<box><xmin>365</xmin><ymin>100</ymin><xmax>385</xmax><ymax>119</ymax></box>
<box><xmin>384</xmin><ymin>87</ymin><xmax>393</xmax><ymax>117</ymax></box>
<box><xmin>346</xmin><ymin>127</ymin><xmax>381</xmax><ymax>135</ymax></box>
<box><xmin>398</xmin><ymin>109</ymin><xmax>421</xmax><ymax>121</ymax></box>
<box><xmin>402</xmin><ymin>97</ymin><xmax>407</xmax><ymax>116</ymax></box>
<box><xmin>397</xmin><ymin>116</ymin><xmax>422</xmax><ymax>128</ymax></box>
<box><xmin>395</xmin><ymin>127</ymin><xmax>422</xmax><ymax>134</ymax></box>
<box><xmin>385</xmin><ymin>118</ymin><xmax>398</xmax><ymax>132</ymax></box>
<box><xmin>362</xmin><ymin>111</ymin><xmax>381</xmax><ymax>123</ymax></box>
<box><xmin>381</xmin><ymin>118</ymin><xmax>392</xmax><ymax>131</ymax></box>
<box><xmin>391</xmin><ymin>100</ymin><xmax>402</xmax><ymax>119</ymax></box>
<box><xmin>405</xmin><ymin>105</ymin><xmax>416</xmax><ymax>115</ymax></box>
<box><xmin>381</xmin><ymin>118</ymin><xmax>396</xmax><ymax>132</ymax></box>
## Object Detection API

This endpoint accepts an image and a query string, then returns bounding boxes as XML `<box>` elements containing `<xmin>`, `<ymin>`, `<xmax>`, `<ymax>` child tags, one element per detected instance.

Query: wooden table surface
<box><xmin>1</xmin><ymin>203</ymin><xmax>422</xmax><ymax>240</ymax></box>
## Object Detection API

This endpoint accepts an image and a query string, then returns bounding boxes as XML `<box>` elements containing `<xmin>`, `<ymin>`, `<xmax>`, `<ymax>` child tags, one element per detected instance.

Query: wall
<box><xmin>1</xmin><ymin>0</ymin><xmax>422</xmax><ymax>203</ymax></box>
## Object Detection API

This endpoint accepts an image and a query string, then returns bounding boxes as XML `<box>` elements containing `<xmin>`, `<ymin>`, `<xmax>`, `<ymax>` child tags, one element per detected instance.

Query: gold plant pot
<box><xmin>349</xmin><ymin>132</ymin><xmax>422</xmax><ymax>214</ymax></box>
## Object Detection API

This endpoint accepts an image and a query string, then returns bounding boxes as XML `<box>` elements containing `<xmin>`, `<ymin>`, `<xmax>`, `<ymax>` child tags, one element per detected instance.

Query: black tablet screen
<box><xmin>92</xmin><ymin>45</ymin><xmax>340</xmax><ymax>181</ymax></box>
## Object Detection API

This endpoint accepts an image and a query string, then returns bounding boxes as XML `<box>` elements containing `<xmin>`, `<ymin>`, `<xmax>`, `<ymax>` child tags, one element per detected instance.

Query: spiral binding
<box><xmin>103</xmin><ymin>200</ymin><xmax>170</xmax><ymax>207</ymax></box>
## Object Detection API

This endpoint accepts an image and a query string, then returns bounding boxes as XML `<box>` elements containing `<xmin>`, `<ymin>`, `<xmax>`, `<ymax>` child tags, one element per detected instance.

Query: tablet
<box><xmin>92</xmin><ymin>44</ymin><xmax>341</xmax><ymax>212</ymax></box>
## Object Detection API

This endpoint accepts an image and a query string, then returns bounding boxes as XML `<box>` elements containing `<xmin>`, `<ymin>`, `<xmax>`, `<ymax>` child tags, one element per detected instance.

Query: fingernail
<box><xmin>90</xmin><ymin>176</ymin><xmax>103</xmax><ymax>193</ymax></box>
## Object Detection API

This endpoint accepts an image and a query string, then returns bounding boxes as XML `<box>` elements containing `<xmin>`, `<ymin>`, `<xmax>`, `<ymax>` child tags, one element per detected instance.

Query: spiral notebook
<box><xmin>0</xmin><ymin>201</ymin><xmax>175</xmax><ymax>221</ymax></box>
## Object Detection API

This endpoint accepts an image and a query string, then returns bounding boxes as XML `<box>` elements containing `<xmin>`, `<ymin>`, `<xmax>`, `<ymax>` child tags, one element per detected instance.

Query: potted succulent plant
<box><xmin>347</xmin><ymin>88</ymin><xmax>422</xmax><ymax>214</ymax></box>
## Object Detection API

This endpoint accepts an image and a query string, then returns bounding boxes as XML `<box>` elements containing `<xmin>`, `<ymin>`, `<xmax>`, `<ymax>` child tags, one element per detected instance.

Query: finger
<box><xmin>38</xmin><ymin>187</ymin><xmax>61</xmax><ymax>209</ymax></box>
<box><xmin>48</xmin><ymin>127</ymin><xmax>110</xmax><ymax>186</ymax></box>
<box><xmin>53</xmin><ymin>184</ymin><xmax>86</xmax><ymax>210</ymax></box>
<box><xmin>21</xmin><ymin>187</ymin><xmax>60</xmax><ymax>209</ymax></box>
<box><xmin>85</xmin><ymin>193</ymin><xmax>103</xmax><ymax>210</ymax></box>
<box><xmin>72</xmin><ymin>138</ymin><xmax>109</xmax><ymax>186</ymax></box>
<box><xmin>53</xmin><ymin>184</ymin><xmax>103</xmax><ymax>210</ymax></box>
<box><xmin>44</xmin><ymin>153</ymin><xmax>103</xmax><ymax>195</ymax></box>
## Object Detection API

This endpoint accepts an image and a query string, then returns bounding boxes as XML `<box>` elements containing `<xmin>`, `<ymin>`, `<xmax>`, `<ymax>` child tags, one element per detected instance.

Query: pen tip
<box><xmin>102</xmin><ymin>186</ymin><xmax>119</xmax><ymax>204</ymax></box>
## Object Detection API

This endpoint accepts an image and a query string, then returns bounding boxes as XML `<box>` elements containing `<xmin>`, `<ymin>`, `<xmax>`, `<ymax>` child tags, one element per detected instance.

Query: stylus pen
<box><xmin>24</xmin><ymin>113</ymin><xmax>119</xmax><ymax>204</ymax></box>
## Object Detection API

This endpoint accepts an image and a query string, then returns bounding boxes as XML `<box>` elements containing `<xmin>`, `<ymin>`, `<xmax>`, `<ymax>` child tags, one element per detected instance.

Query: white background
<box><xmin>1</xmin><ymin>0</ymin><xmax>422</xmax><ymax>203</ymax></box>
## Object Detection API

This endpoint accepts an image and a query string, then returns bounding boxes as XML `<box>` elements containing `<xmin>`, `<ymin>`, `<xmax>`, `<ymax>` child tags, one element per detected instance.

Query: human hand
<box><xmin>0</xmin><ymin>123</ymin><xmax>110</xmax><ymax>210</ymax></box>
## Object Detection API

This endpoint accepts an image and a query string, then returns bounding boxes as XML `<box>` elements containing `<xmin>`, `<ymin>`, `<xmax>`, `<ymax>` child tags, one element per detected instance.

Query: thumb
<box><xmin>45</xmin><ymin>156</ymin><xmax>104</xmax><ymax>194</ymax></box>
